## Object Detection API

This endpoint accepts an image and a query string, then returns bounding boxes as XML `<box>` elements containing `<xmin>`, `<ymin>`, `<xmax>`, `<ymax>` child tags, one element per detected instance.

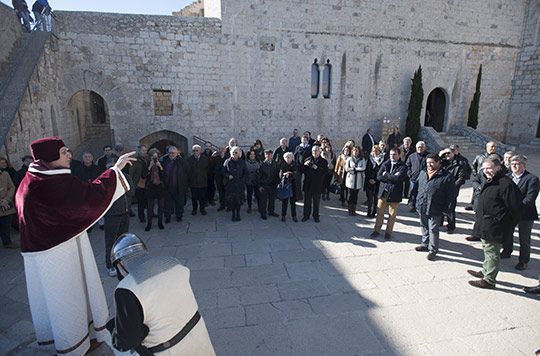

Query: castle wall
<box><xmin>6</xmin><ymin>0</ymin><xmax>529</xmax><ymax>163</ymax></box>
<box><xmin>506</xmin><ymin>0</ymin><xmax>540</xmax><ymax>143</ymax></box>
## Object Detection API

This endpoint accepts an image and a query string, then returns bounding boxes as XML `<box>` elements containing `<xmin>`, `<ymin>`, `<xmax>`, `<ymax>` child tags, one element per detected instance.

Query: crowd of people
<box><xmin>3</xmin><ymin>131</ymin><xmax>540</xmax><ymax>355</ymax></box>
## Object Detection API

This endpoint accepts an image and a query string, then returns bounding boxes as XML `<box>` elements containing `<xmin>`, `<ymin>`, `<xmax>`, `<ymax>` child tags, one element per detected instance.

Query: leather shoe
<box><xmin>465</xmin><ymin>206</ymin><xmax>473</xmax><ymax>211</ymax></box>
<box><xmin>468</xmin><ymin>279</ymin><xmax>495</xmax><ymax>289</ymax></box>
<box><xmin>158</xmin><ymin>221</ymin><xmax>164</xmax><ymax>230</ymax></box>
<box><xmin>292</xmin><ymin>216</ymin><xmax>298</xmax><ymax>222</ymax></box>
<box><xmin>165</xmin><ymin>218</ymin><xmax>171</xmax><ymax>224</ymax></box>
<box><xmin>302</xmin><ymin>217</ymin><xmax>309</xmax><ymax>222</ymax></box>
<box><xmin>427</xmin><ymin>252</ymin><xmax>436</xmax><ymax>261</ymax></box>
<box><xmin>515</xmin><ymin>262</ymin><xmax>528</xmax><ymax>270</ymax></box>
<box><xmin>200</xmin><ymin>209</ymin><xmax>207</xmax><ymax>216</ymax></box>
<box><xmin>409</xmin><ymin>207</ymin><xmax>416</xmax><ymax>213</ymax></box>
<box><xmin>261</xmin><ymin>215</ymin><xmax>267</xmax><ymax>220</ymax></box>
<box><xmin>384</xmin><ymin>232</ymin><xmax>391</xmax><ymax>241</ymax></box>
<box><xmin>217</xmin><ymin>206</ymin><xmax>225</xmax><ymax>211</ymax></box>
<box><xmin>446</xmin><ymin>229</ymin><xmax>455</xmax><ymax>234</ymax></box>
<box><xmin>192</xmin><ymin>210</ymin><xmax>197</xmax><ymax>215</ymax></box>
<box><xmin>467</xmin><ymin>270</ymin><xmax>484</xmax><ymax>278</ymax></box>
<box><xmin>370</xmin><ymin>231</ymin><xmax>380</xmax><ymax>238</ymax></box>
<box><xmin>415</xmin><ymin>245</ymin><xmax>429</xmax><ymax>252</ymax></box>
<box><xmin>176</xmin><ymin>217</ymin><xmax>182</xmax><ymax>222</ymax></box>
<box><xmin>465</xmin><ymin>236</ymin><xmax>480</xmax><ymax>241</ymax></box>
<box><xmin>523</xmin><ymin>285</ymin><xmax>540</xmax><ymax>294</ymax></box>
<box><xmin>281</xmin><ymin>216</ymin><xmax>286</xmax><ymax>222</ymax></box>
<box><xmin>314</xmin><ymin>217</ymin><xmax>320</xmax><ymax>223</ymax></box>
<box><xmin>269</xmin><ymin>212</ymin><xmax>279</xmax><ymax>217</ymax></box>
<box><xmin>500</xmin><ymin>252</ymin><xmax>511</xmax><ymax>259</ymax></box>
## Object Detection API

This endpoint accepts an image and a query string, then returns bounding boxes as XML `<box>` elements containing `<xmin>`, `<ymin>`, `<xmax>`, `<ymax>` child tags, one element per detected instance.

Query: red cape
<box><xmin>16</xmin><ymin>163</ymin><xmax>120</xmax><ymax>253</ymax></box>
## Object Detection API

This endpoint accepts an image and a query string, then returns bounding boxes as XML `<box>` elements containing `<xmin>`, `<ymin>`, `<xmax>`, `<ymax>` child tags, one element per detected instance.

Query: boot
<box><xmin>351</xmin><ymin>204</ymin><xmax>357</xmax><ymax>216</ymax></box>
<box><xmin>158</xmin><ymin>221</ymin><xmax>164</xmax><ymax>230</ymax></box>
<box><xmin>145</xmin><ymin>222</ymin><xmax>152</xmax><ymax>232</ymax></box>
<box><xmin>348</xmin><ymin>203</ymin><xmax>353</xmax><ymax>216</ymax></box>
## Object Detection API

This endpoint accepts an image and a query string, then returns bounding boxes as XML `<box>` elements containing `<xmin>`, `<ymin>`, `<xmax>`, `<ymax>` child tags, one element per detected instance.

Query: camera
<box><xmin>152</xmin><ymin>156</ymin><xmax>158</xmax><ymax>163</ymax></box>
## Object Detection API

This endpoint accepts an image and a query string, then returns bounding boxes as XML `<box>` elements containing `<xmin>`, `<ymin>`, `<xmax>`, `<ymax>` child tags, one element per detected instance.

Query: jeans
<box><xmin>165</xmin><ymin>188</ymin><xmax>185</xmax><ymax>220</ymax></box>
<box><xmin>408</xmin><ymin>180</ymin><xmax>419</xmax><ymax>208</ymax></box>
<box><xmin>482</xmin><ymin>239</ymin><xmax>502</xmax><ymax>285</ymax></box>
<box><xmin>246</xmin><ymin>184</ymin><xmax>258</xmax><ymax>209</ymax></box>
<box><xmin>419</xmin><ymin>212</ymin><xmax>441</xmax><ymax>253</ymax></box>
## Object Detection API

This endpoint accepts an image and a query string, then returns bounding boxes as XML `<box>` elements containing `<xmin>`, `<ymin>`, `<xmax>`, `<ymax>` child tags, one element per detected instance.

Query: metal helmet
<box><xmin>110</xmin><ymin>233</ymin><xmax>148</xmax><ymax>267</ymax></box>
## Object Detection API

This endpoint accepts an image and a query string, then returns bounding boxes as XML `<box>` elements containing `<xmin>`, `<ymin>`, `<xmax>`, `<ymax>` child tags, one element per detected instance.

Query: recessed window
<box><xmin>153</xmin><ymin>89</ymin><xmax>173</xmax><ymax>116</ymax></box>
<box><xmin>311</xmin><ymin>59</ymin><xmax>320</xmax><ymax>98</ymax></box>
<box><xmin>322</xmin><ymin>59</ymin><xmax>332</xmax><ymax>99</ymax></box>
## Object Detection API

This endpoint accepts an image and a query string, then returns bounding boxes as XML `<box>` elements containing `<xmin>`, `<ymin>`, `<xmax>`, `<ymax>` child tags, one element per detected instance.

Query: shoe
<box><xmin>129</xmin><ymin>210</ymin><xmax>136</xmax><ymax>217</ymax></box>
<box><xmin>465</xmin><ymin>236</ymin><xmax>481</xmax><ymax>241</ymax></box>
<box><xmin>515</xmin><ymin>262</ymin><xmax>528</xmax><ymax>270</ymax></box>
<box><xmin>208</xmin><ymin>201</ymin><xmax>216</xmax><ymax>206</ymax></box>
<box><xmin>237</xmin><ymin>215</ymin><xmax>241</xmax><ymax>221</ymax></box>
<box><xmin>523</xmin><ymin>285</ymin><xmax>540</xmax><ymax>294</ymax></box>
<box><xmin>415</xmin><ymin>246</ymin><xmax>429</xmax><ymax>252</ymax></box>
<box><xmin>145</xmin><ymin>223</ymin><xmax>152</xmax><ymax>232</ymax></box>
<box><xmin>314</xmin><ymin>217</ymin><xmax>320</xmax><ymax>223</ymax></box>
<box><xmin>158</xmin><ymin>221</ymin><xmax>164</xmax><ymax>230</ymax></box>
<box><xmin>200</xmin><ymin>209</ymin><xmax>207</xmax><ymax>216</ymax></box>
<box><xmin>302</xmin><ymin>217</ymin><xmax>309</xmax><ymax>222</ymax></box>
<box><xmin>139</xmin><ymin>216</ymin><xmax>146</xmax><ymax>223</ymax></box>
<box><xmin>500</xmin><ymin>252</ymin><xmax>511</xmax><ymax>259</ymax></box>
<box><xmin>192</xmin><ymin>210</ymin><xmax>197</xmax><ymax>215</ymax></box>
<box><xmin>261</xmin><ymin>215</ymin><xmax>267</xmax><ymax>220</ymax></box>
<box><xmin>292</xmin><ymin>216</ymin><xmax>298</xmax><ymax>222</ymax></box>
<box><xmin>467</xmin><ymin>270</ymin><xmax>484</xmax><ymax>278</ymax></box>
<box><xmin>269</xmin><ymin>212</ymin><xmax>279</xmax><ymax>217</ymax></box>
<box><xmin>176</xmin><ymin>217</ymin><xmax>182</xmax><ymax>222</ymax></box>
<box><xmin>248</xmin><ymin>208</ymin><xmax>252</xmax><ymax>214</ymax></box>
<box><xmin>281</xmin><ymin>216</ymin><xmax>286</xmax><ymax>222</ymax></box>
<box><xmin>3</xmin><ymin>243</ymin><xmax>19</xmax><ymax>249</ymax></box>
<box><xmin>468</xmin><ymin>279</ymin><xmax>495</xmax><ymax>289</ymax></box>
<box><xmin>232</xmin><ymin>215</ymin><xmax>236</xmax><ymax>221</ymax></box>
<box><xmin>447</xmin><ymin>229</ymin><xmax>454</xmax><ymax>234</ymax></box>
<box><xmin>370</xmin><ymin>231</ymin><xmax>380</xmax><ymax>238</ymax></box>
<box><xmin>384</xmin><ymin>232</ymin><xmax>391</xmax><ymax>241</ymax></box>
<box><xmin>427</xmin><ymin>252</ymin><xmax>436</xmax><ymax>261</ymax></box>
<box><xmin>165</xmin><ymin>218</ymin><xmax>171</xmax><ymax>224</ymax></box>
<box><xmin>218</xmin><ymin>206</ymin><xmax>225</xmax><ymax>212</ymax></box>
<box><xmin>409</xmin><ymin>207</ymin><xmax>416</xmax><ymax>213</ymax></box>
<box><xmin>107</xmin><ymin>267</ymin><xmax>117</xmax><ymax>277</ymax></box>
<box><xmin>465</xmin><ymin>206</ymin><xmax>473</xmax><ymax>211</ymax></box>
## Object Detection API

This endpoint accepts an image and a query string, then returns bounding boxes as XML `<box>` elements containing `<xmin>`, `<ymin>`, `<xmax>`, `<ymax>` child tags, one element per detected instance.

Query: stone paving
<box><xmin>1</xmin><ymin>149</ymin><xmax>540</xmax><ymax>356</ymax></box>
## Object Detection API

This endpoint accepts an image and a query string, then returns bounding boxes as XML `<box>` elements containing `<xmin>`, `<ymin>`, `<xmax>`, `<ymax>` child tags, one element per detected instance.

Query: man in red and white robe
<box><xmin>15</xmin><ymin>137</ymin><xmax>135</xmax><ymax>355</ymax></box>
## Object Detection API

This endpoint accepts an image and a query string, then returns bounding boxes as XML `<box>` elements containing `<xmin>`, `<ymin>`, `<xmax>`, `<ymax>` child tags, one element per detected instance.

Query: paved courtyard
<box><xmin>1</xmin><ymin>149</ymin><xmax>539</xmax><ymax>356</ymax></box>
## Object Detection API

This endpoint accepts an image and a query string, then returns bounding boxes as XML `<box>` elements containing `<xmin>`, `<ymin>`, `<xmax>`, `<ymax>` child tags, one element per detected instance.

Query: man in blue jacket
<box><xmin>414</xmin><ymin>154</ymin><xmax>456</xmax><ymax>261</ymax></box>
<box><xmin>370</xmin><ymin>147</ymin><xmax>407</xmax><ymax>240</ymax></box>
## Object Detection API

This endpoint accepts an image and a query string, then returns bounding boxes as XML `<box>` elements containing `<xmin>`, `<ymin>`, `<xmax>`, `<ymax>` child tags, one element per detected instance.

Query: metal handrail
<box><xmin>192</xmin><ymin>136</ymin><xmax>252</xmax><ymax>152</ymax></box>
<box><xmin>0</xmin><ymin>7</ymin><xmax>54</xmax><ymax>147</ymax></box>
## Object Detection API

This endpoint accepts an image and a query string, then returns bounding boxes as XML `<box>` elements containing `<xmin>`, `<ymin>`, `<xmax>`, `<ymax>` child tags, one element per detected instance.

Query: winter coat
<box><xmin>279</xmin><ymin>160</ymin><xmax>302</xmax><ymax>201</ymax></box>
<box><xmin>162</xmin><ymin>155</ymin><xmax>190</xmax><ymax>195</ymax></box>
<box><xmin>130</xmin><ymin>154</ymin><xmax>149</xmax><ymax>189</ymax></box>
<box><xmin>507</xmin><ymin>170</ymin><xmax>539</xmax><ymax>221</ymax></box>
<box><xmin>376</xmin><ymin>160</ymin><xmax>407</xmax><ymax>202</ymax></box>
<box><xmin>475</xmin><ymin>171</ymin><xmax>522</xmax><ymax>244</ymax></box>
<box><xmin>245</xmin><ymin>159</ymin><xmax>259</xmax><ymax>186</ymax></box>
<box><xmin>258</xmin><ymin>160</ymin><xmax>279</xmax><ymax>187</ymax></box>
<box><xmin>187</xmin><ymin>155</ymin><xmax>210</xmax><ymax>188</ymax></box>
<box><xmin>364</xmin><ymin>155</ymin><xmax>383</xmax><ymax>192</ymax></box>
<box><xmin>406</xmin><ymin>151</ymin><xmax>428</xmax><ymax>182</ymax></box>
<box><xmin>334</xmin><ymin>154</ymin><xmax>349</xmax><ymax>184</ymax></box>
<box><xmin>0</xmin><ymin>171</ymin><xmax>16</xmax><ymax>216</ymax></box>
<box><xmin>416</xmin><ymin>169</ymin><xmax>456</xmax><ymax>216</ymax></box>
<box><xmin>345</xmin><ymin>156</ymin><xmax>366</xmax><ymax>190</ymax></box>
<box><xmin>223</xmin><ymin>158</ymin><xmax>247</xmax><ymax>193</ymax></box>
<box><xmin>301</xmin><ymin>156</ymin><xmax>328</xmax><ymax>194</ymax></box>
<box><xmin>441</xmin><ymin>157</ymin><xmax>467</xmax><ymax>189</ymax></box>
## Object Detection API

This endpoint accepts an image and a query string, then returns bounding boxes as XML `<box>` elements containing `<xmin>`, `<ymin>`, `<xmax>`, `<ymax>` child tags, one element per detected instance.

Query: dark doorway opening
<box><xmin>140</xmin><ymin>130</ymin><xmax>189</xmax><ymax>158</ymax></box>
<box><xmin>424</xmin><ymin>88</ymin><xmax>446</xmax><ymax>132</ymax></box>
<box><xmin>149</xmin><ymin>139</ymin><xmax>182</xmax><ymax>158</ymax></box>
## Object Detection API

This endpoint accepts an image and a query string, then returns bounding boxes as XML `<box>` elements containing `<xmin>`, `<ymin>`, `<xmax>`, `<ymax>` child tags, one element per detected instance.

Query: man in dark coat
<box><xmin>467</xmin><ymin>157</ymin><xmax>522</xmax><ymax>289</ymax></box>
<box><xmin>502</xmin><ymin>155</ymin><xmax>539</xmax><ymax>270</ymax></box>
<box><xmin>162</xmin><ymin>146</ymin><xmax>190</xmax><ymax>223</ymax></box>
<box><xmin>73</xmin><ymin>152</ymin><xmax>104</xmax><ymax>182</ymax></box>
<box><xmin>361</xmin><ymin>128</ymin><xmax>376</xmax><ymax>157</ymax></box>
<box><xmin>130</xmin><ymin>145</ymin><xmax>149</xmax><ymax>223</ymax></box>
<box><xmin>301</xmin><ymin>145</ymin><xmax>328</xmax><ymax>222</ymax></box>
<box><xmin>406</xmin><ymin>141</ymin><xmax>429</xmax><ymax>212</ymax></box>
<box><xmin>289</xmin><ymin>129</ymin><xmax>301</xmax><ymax>153</ymax></box>
<box><xmin>273</xmin><ymin>138</ymin><xmax>290</xmax><ymax>165</ymax></box>
<box><xmin>399</xmin><ymin>137</ymin><xmax>414</xmax><ymax>199</ymax></box>
<box><xmin>257</xmin><ymin>150</ymin><xmax>280</xmax><ymax>219</ymax></box>
<box><xmin>414</xmin><ymin>154</ymin><xmax>456</xmax><ymax>260</ymax></box>
<box><xmin>370</xmin><ymin>147</ymin><xmax>407</xmax><ymax>240</ymax></box>
<box><xmin>466</xmin><ymin>141</ymin><xmax>502</xmax><ymax>210</ymax></box>
<box><xmin>294</xmin><ymin>135</ymin><xmax>312</xmax><ymax>166</ymax></box>
<box><xmin>97</xmin><ymin>145</ymin><xmax>115</xmax><ymax>171</ymax></box>
<box><xmin>387</xmin><ymin>127</ymin><xmax>403</xmax><ymax>148</ymax></box>
<box><xmin>14</xmin><ymin>155</ymin><xmax>33</xmax><ymax>188</ymax></box>
<box><xmin>187</xmin><ymin>145</ymin><xmax>210</xmax><ymax>215</ymax></box>
<box><xmin>439</xmin><ymin>146</ymin><xmax>467</xmax><ymax>233</ymax></box>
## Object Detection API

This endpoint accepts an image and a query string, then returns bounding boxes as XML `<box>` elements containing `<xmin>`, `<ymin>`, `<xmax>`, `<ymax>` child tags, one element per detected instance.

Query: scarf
<box><xmin>151</xmin><ymin>164</ymin><xmax>161</xmax><ymax>185</ymax></box>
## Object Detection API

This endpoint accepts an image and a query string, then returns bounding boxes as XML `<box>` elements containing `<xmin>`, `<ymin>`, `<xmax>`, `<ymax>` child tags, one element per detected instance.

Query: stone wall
<box><xmin>174</xmin><ymin>0</ymin><xmax>204</xmax><ymax>18</ymax></box>
<box><xmin>4</xmin><ymin>0</ymin><xmax>531</xmax><ymax>166</ymax></box>
<box><xmin>0</xmin><ymin>3</ymin><xmax>25</xmax><ymax>65</ymax></box>
<box><xmin>506</xmin><ymin>0</ymin><xmax>540</xmax><ymax>144</ymax></box>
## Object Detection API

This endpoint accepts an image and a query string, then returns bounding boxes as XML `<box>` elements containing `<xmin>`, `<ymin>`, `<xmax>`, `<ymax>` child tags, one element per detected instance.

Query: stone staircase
<box><xmin>438</xmin><ymin>133</ymin><xmax>485</xmax><ymax>162</ymax></box>
<box><xmin>520</xmin><ymin>137</ymin><xmax>540</xmax><ymax>150</ymax></box>
<box><xmin>71</xmin><ymin>125</ymin><xmax>115</xmax><ymax>160</ymax></box>
<box><xmin>0</xmin><ymin>36</ymin><xmax>27</xmax><ymax>83</ymax></box>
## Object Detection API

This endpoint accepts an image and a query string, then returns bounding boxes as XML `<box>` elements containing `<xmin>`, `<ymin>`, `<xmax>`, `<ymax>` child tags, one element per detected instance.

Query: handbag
<box><xmin>329</xmin><ymin>179</ymin><xmax>341</xmax><ymax>195</ymax></box>
<box><xmin>277</xmin><ymin>176</ymin><xmax>293</xmax><ymax>200</ymax></box>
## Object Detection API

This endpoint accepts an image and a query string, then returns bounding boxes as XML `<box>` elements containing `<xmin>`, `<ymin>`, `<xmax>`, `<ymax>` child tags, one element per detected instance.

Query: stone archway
<box><xmin>67</xmin><ymin>90</ymin><xmax>111</xmax><ymax>146</ymax></box>
<box><xmin>424</xmin><ymin>88</ymin><xmax>447</xmax><ymax>132</ymax></box>
<box><xmin>140</xmin><ymin>130</ymin><xmax>189</xmax><ymax>158</ymax></box>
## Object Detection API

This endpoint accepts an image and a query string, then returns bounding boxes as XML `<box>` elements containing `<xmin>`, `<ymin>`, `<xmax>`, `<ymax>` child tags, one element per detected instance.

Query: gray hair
<box><xmin>484</xmin><ymin>156</ymin><xmax>502</xmax><ymax>167</ymax></box>
<box><xmin>403</xmin><ymin>137</ymin><xmax>412</xmax><ymax>143</ymax></box>
<box><xmin>510</xmin><ymin>155</ymin><xmax>527</xmax><ymax>164</ymax></box>
<box><xmin>283</xmin><ymin>152</ymin><xmax>294</xmax><ymax>161</ymax></box>
<box><xmin>416</xmin><ymin>141</ymin><xmax>426</xmax><ymax>148</ymax></box>
<box><xmin>168</xmin><ymin>146</ymin><xmax>178</xmax><ymax>153</ymax></box>
<box><xmin>192</xmin><ymin>144</ymin><xmax>201</xmax><ymax>151</ymax></box>
<box><xmin>230</xmin><ymin>146</ymin><xmax>242</xmax><ymax>155</ymax></box>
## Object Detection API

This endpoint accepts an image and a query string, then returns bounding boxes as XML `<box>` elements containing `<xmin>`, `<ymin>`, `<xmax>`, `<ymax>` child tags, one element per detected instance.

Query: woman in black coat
<box><xmin>279</xmin><ymin>152</ymin><xmax>301</xmax><ymax>222</ymax></box>
<box><xmin>364</xmin><ymin>145</ymin><xmax>384</xmax><ymax>217</ymax></box>
<box><xmin>143</xmin><ymin>148</ymin><xmax>166</xmax><ymax>231</ymax></box>
<box><xmin>223</xmin><ymin>146</ymin><xmax>248</xmax><ymax>221</ymax></box>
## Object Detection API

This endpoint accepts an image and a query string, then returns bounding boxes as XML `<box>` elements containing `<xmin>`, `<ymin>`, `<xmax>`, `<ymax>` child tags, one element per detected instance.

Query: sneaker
<box><xmin>107</xmin><ymin>268</ymin><xmax>117</xmax><ymax>277</ymax></box>
<box><xmin>427</xmin><ymin>252</ymin><xmax>436</xmax><ymax>261</ymax></box>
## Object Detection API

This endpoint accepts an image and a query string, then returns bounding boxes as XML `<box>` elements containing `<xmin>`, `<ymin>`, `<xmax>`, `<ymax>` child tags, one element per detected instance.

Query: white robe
<box><xmin>22</xmin><ymin>167</ymin><xmax>128</xmax><ymax>355</ymax></box>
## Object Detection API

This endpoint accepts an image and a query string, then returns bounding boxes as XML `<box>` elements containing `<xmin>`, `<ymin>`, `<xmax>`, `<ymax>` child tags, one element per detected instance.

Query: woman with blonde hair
<box><xmin>334</xmin><ymin>145</ymin><xmax>351</xmax><ymax>207</ymax></box>
<box><xmin>345</xmin><ymin>146</ymin><xmax>366</xmax><ymax>216</ymax></box>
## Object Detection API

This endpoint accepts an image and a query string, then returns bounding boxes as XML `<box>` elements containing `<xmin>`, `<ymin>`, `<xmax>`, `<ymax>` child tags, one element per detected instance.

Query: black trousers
<box><xmin>348</xmin><ymin>188</ymin><xmax>359</xmax><ymax>205</ymax></box>
<box><xmin>165</xmin><ymin>188</ymin><xmax>185</xmax><ymax>219</ymax></box>
<box><xmin>215</xmin><ymin>177</ymin><xmax>225</xmax><ymax>207</ymax></box>
<box><xmin>104</xmin><ymin>213</ymin><xmax>129</xmax><ymax>268</ymax></box>
<box><xmin>281</xmin><ymin>197</ymin><xmax>297</xmax><ymax>217</ymax></box>
<box><xmin>366</xmin><ymin>188</ymin><xmax>377</xmax><ymax>214</ymax></box>
<box><xmin>0</xmin><ymin>214</ymin><xmax>13</xmax><ymax>246</ymax></box>
<box><xmin>246</xmin><ymin>184</ymin><xmax>258</xmax><ymax>208</ymax></box>
<box><xmin>303</xmin><ymin>191</ymin><xmax>321</xmax><ymax>219</ymax></box>
<box><xmin>258</xmin><ymin>185</ymin><xmax>276</xmax><ymax>216</ymax></box>
<box><xmin>135</xmin><ymin>188</ymin><xmax>146</xmax><ymax>219</ymax></box>
<box><xmin>206</xmin><ymin>174</ymin><xmax>216</xmax><ymax>202</ymax></box>
<box><xmin>191</xmin><ymin>187</ymin><xmax>207</xmax><ymax>211</ymax></box>
<box><xmin>147</xmin><ymin>198</ymin><xmax>164</xmax><ymax>224</ymax></box>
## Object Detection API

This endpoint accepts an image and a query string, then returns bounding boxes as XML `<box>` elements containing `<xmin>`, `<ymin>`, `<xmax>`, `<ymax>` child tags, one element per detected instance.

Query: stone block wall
<box><xmin>506</xmin><ymin>0</ymin><xmax>540</xmax><ymax>143</ymax></box>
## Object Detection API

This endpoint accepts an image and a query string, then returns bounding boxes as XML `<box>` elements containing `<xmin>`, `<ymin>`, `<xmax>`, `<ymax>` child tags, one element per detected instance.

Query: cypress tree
<box><xmin>467</xmin><ymin>65</ymin><xmax>482</xmax><ymax>129</ymax></box>
<box><xmin>405</xmin><ymin>65</ymin><xmax>423</xmax><ymax>143</ymax></box>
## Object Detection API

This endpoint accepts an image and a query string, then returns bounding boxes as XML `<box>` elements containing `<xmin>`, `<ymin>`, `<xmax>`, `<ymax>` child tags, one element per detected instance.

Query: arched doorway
<box><xmin>140</xmin><ymin>130</ymin><xmax>189</xmax><ymax>158</ymax></box>
<box><xmin>67</xmin><ymin>90</ymin><xmax>111</xmax><ymax>145</ymax></box>
<box><xmin>424</xmin><ymin>88</ymin><xmax>447</xmax><ymax>132</ymax></box>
